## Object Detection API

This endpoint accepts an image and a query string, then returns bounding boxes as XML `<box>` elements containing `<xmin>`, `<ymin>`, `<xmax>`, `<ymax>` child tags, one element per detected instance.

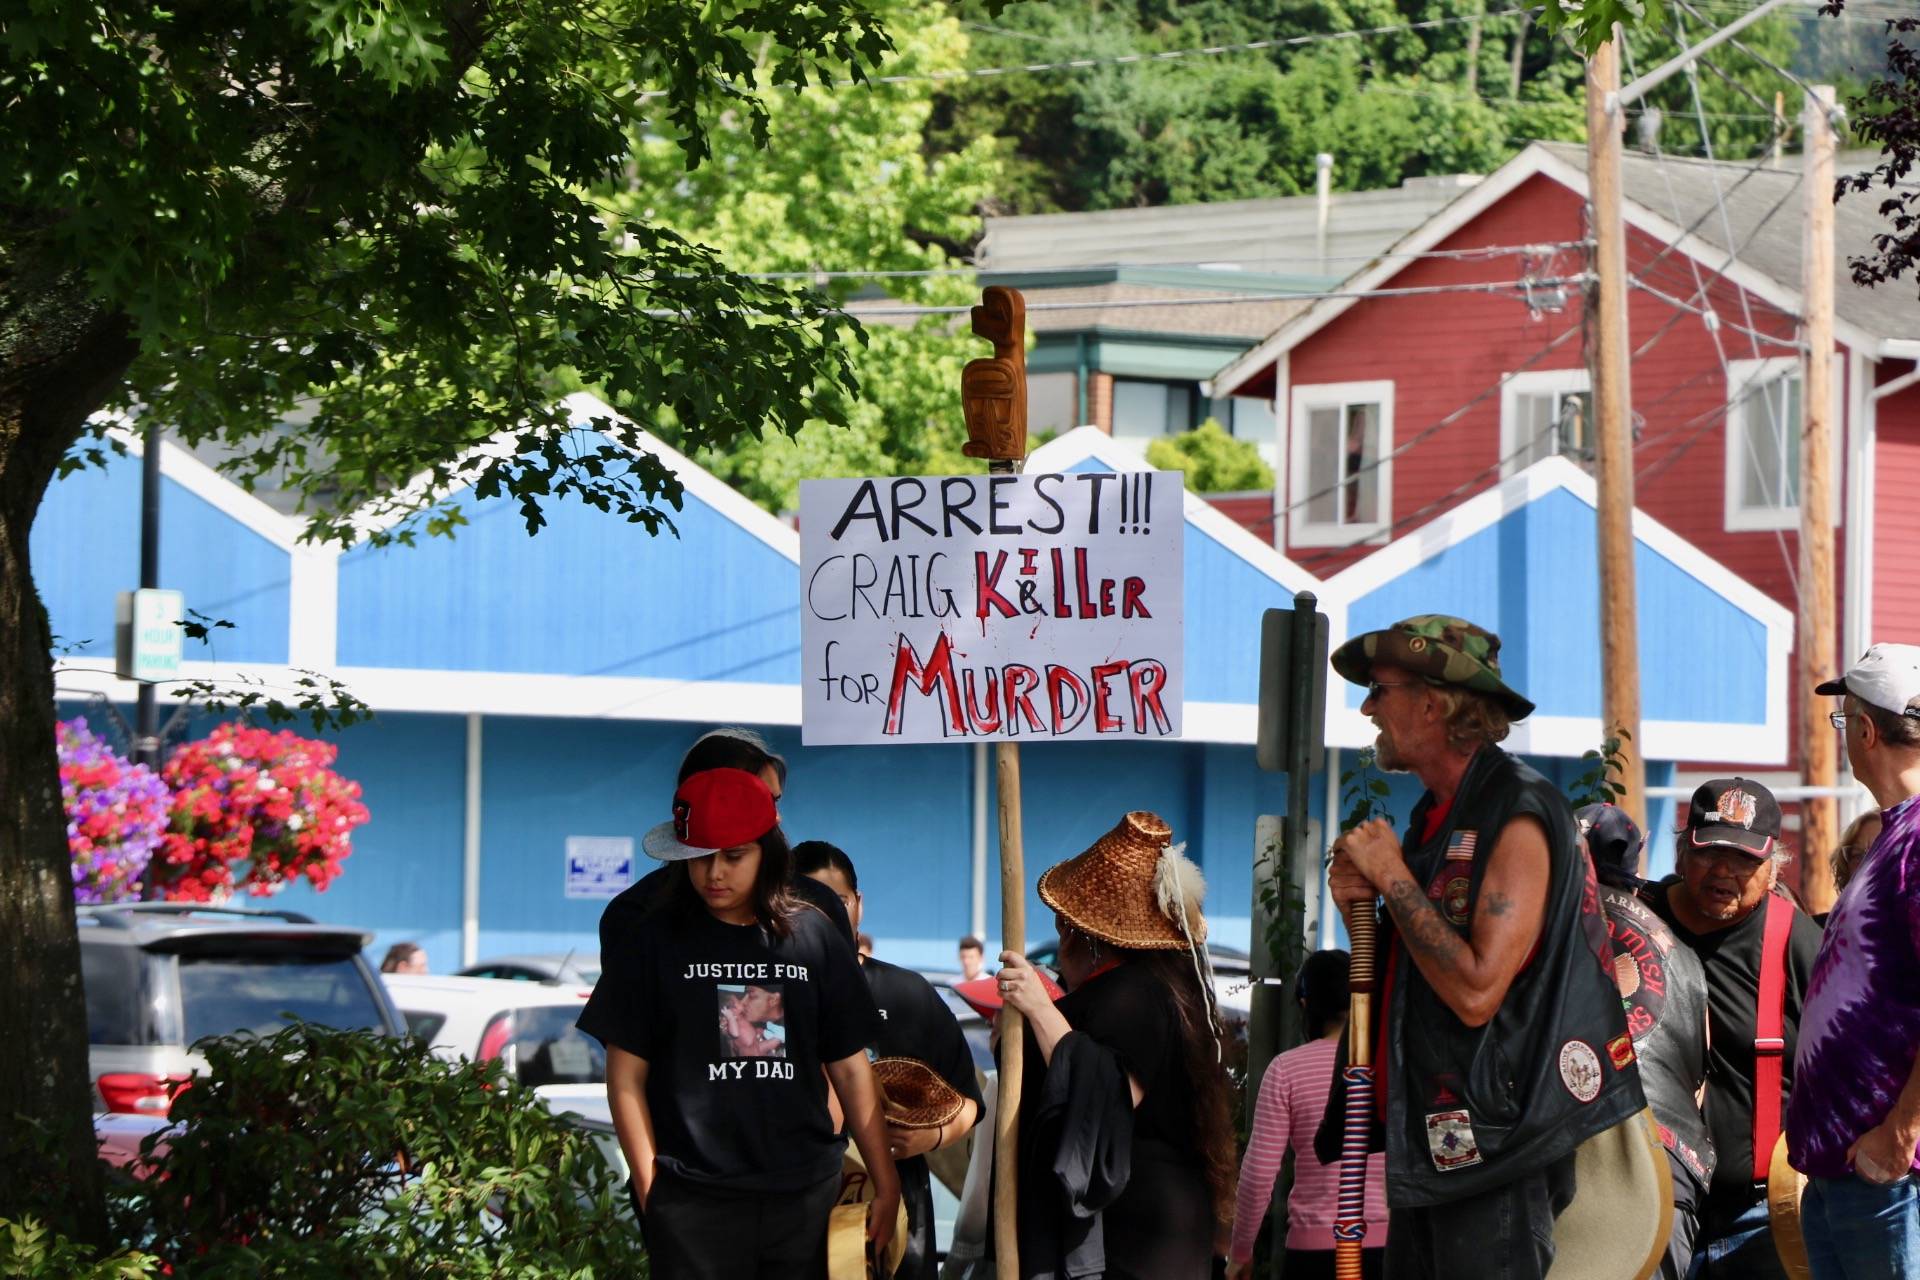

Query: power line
<box><xmin>738</xmin><ymin>241</ymin><xmax>1592</xmax><ymax>282</ymax></box>
<box><xmin>843</xmin><ymin>276</ymin><xmax>1590</xmax><ymax>318</ymax></box>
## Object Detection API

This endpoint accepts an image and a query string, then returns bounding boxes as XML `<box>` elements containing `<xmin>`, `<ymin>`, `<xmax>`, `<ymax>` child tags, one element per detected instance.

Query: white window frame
<box><xmin>1723</xmin><ymin>356</ymin><xmax>1844</xmax><ymax>533</ymax></box>
<box><xmin>1499</xmin><ymin>367</ymin><xmax>1593</xmax><ymax>479</ymax></box>
<box><xmin>1288</xmin><ymin>380</ymin><xmax>1394</xmax><ymax>547</ymax></box>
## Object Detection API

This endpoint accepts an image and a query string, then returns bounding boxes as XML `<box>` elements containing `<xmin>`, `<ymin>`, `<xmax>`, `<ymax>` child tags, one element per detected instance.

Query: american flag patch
<box><xmin>1446</xmin><ymin>831</ymin><xmax>1479</xmax><ymax>862</ymax></box>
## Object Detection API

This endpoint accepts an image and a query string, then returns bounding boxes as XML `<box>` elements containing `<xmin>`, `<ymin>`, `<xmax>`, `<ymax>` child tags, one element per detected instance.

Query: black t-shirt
<box><xmin>579</xmin><ymin>904</ymin><xmax>880</xmax><ymax>1192</ymax></box>
<box><xmin>599</xmin><ymin>864</ymin><xmax>853</xmax><ymax>953</ymax></box>
<box><xmin>863</xmin><ymin>957</ymin><xmax>984</xmax><ymax>1280</ymax></box>
<box><xmin>1644</xmin><ymin>880</ymin><xmax>1822</xmax><ymax>1225</ymax></box>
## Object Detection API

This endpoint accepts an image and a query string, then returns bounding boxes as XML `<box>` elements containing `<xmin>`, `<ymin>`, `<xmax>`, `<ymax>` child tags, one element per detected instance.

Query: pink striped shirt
<box><xmin>1231</xmin><ymin>1036</ymin><xmax>1389</xmax><ymax>1260</ymax></box>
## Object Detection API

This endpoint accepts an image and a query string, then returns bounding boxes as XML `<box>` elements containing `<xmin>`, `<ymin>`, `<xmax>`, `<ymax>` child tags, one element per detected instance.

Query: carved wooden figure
<box><xmin>961</xmin><ymin>286</ymin><xmax>1028</xmax><ymax>461</ymax></box>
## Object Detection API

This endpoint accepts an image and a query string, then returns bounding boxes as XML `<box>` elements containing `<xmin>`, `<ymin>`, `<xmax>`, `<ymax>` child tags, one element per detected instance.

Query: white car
<box><xmin>382</xmin><ymin>973</ymin><xmax>601</xmax><ymax>1089</ymax></box>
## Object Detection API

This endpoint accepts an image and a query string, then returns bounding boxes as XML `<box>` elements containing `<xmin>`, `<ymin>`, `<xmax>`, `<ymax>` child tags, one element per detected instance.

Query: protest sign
<box><xmin>800</xmin><ymin>470</ymin><xmax>1183</xmax><ymax>745</ymax></box>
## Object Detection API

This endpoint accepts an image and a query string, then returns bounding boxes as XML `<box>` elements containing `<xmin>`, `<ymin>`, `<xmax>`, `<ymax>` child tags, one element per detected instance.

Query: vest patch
<box><xmin>1607</xmin><ymin>1033</ymin><xmax>1636</xmax><ymax>1071</ymax></box>
<box><xmin>1559</xmin><ymin>1039</ymin><xmax>1603</xmax><ymax>1102</ymax></box>
<box><xmin>1425</xmin><ymin>1109</ymin><xmax>1484</xmax><ymax>1170</ymax></box>
<box><xmin>1445</xmin><ymin>830</ymin><xmax>1478</xmax><ymax>862</ymax></box>
<box><xmin>1442</xmin><ymin>876</ymin><xmax>1472</xmax><ymax>926</ymax></box>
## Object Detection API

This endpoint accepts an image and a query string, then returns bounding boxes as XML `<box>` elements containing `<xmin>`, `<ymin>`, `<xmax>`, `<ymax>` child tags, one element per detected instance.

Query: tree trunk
<box><xmin>0</xmin><ymin>276</ymin><xmax>139</xmax><ymax>1240</ymax></box>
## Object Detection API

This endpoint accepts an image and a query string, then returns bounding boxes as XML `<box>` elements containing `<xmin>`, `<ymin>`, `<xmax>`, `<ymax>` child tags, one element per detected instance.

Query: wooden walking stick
<box><xmin>961</xmin><ymin>285</ymin><xmax>1030</xmax><ymax>1280</ymax></box>
<box><xmin>1334</xmin><ymin>900</ymin><xmax>1378</xmax><ymax>1280</ymax></box>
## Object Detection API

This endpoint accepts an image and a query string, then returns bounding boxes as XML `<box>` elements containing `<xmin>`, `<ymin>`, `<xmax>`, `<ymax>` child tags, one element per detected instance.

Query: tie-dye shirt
<box><xmin>1786</xmin><ymin>794</ymin><xmax>1920</xmax><ymax>1178</ymax></box>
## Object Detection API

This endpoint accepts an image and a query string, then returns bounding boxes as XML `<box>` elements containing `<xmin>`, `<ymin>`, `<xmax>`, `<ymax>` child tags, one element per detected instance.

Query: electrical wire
<box><xmin>734</xmin><ymin>241</ymin><xmax>1593</xmax><ymax>282</ymax></box>
<box><xmin>842</xmin><ymin>276</ymin><xmax>1590</xmax><ymax>318</ymax></box>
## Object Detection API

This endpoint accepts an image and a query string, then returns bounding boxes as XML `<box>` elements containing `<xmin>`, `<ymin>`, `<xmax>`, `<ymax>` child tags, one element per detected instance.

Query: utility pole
<box><xmin>135</xmin><ymin>418</ymin><xmax>162</xmax><ymax>770</ymax></box>
<box><xmin>1585</xmin><ymin>34</ymin><xmax>1648</xmax><ymax>832</ymax></box>
<box><xmin>1800</xmin><ymin>85</ymin><xmax>1839</xmax><ymax>913</ymax></box>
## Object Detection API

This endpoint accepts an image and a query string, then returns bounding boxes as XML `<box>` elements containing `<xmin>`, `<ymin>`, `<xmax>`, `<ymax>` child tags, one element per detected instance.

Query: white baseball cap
<box><xmin>1816</xmin><ymin>644</ymin><xmax>1920</xmax><ymax>719</ymax></box>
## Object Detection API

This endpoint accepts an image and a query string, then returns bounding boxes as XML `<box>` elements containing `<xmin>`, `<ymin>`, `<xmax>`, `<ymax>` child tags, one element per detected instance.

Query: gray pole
<box><xmin>134</xmin><ymin>418</ymin><xmax>161</xmax><ymax>770</ymax></box>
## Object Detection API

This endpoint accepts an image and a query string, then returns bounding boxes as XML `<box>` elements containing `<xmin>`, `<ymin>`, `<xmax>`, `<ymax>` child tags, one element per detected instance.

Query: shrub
<box><xmin>0</xmin><ymin>1217</ymin><xmax>155</xmax><ymax>1278</ymax></box>
<box><xmin>115</xmin><ymin>1024</ymin><xmax>646</xmax><ymax>1278</ymax></box>
<box><xmin>1145</xmin><ymin>419</ymin><xmax>1274</xmax><ymax>494</ymax></box>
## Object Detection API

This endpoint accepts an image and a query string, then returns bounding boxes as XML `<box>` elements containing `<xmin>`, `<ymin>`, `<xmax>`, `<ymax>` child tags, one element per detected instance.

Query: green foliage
<box><xmin>1567</xmin><ymin>727</ymin><xmax>1633</xmax><ymax>810</ymax></box>
<box><xmin>1340</xmin><ymin>747</ymin><xmax>1393</xmax><ymax>834</ymax></box>
<box><xmin>1146</xmin><ymin>419</ymin><xmax>1274</xmax><ymax>492</ymax></box>
<box><xmin>113</xmin><ymin>1024</ymin><xmax>646</xmax><ymax>1278</ymax></box>
<box><xmin>3</xmin><ymin>0</ymin><xmax>901</xmax><ymax>545</ymax></box>
<box><xmin>0</xmin><ymin>1219</ymin><xmax>155</xmax><ymax>1279</ymax></box>
<box><xmin>932</xmin><ymin>0</ymin><xmax>1813</xmax><ymax>216</ymax></box>
<box><xmin>603</xmin><ymin>0</ymin><xmax>1003</xmax><ymax>511</ymax></box>
<box><xmin>1254</xmin><ymin>826</ymin><xmax>1312</xmax><ymax>987</ymax></box>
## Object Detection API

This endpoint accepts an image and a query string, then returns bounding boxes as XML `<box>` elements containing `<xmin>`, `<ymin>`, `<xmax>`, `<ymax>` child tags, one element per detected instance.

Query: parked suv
<box><xmin>80</xmin><ymin>903</ymin><xmax>404</xmax><ymax>1116</ymax></box>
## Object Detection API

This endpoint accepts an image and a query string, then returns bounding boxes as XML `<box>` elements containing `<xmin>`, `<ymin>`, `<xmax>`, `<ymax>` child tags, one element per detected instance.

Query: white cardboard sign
<box><xmin>800</xmin><ymin>471</ymin><xmax>1183</xmax><ymax>746</ymax></box>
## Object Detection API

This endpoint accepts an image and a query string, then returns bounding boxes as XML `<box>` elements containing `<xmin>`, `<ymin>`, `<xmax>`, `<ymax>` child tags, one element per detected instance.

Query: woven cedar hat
<box><xmin>1038</xmin><ymin>811</ymin><xmax>1207</xmax><ymax>951</ymax></box>
<box><xmin>871</xmin><ymin>1057</ymin><xmax>966</xmax><ymax>1131</ymax></box>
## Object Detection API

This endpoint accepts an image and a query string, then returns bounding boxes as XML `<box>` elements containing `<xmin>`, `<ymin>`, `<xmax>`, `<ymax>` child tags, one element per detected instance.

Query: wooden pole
<box><xmin>1586</xmin><ymin>36</ymin><xmax>1649</xmax><ymax>835</ymax></box>
<box><xmin>960</xmin><ymin>285</ymin><xmax>1031</xmax><ymax>1280</ymax></box>
<box><xmin>1800</xmin><ymin>86</ymin><xmax>1840</xmax><ymax>913</ymax></box>
<box><xmin>992</xmin><ymin>738</ymin><xmax>1026</xmax><ymax>1280</ymax></box>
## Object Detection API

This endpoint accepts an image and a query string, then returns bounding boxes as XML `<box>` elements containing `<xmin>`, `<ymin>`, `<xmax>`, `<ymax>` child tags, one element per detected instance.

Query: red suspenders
<box><xmin>1751</xmin><ymin>893</ymin><xmax>1793</xmax><ymax>1183</ymax></box>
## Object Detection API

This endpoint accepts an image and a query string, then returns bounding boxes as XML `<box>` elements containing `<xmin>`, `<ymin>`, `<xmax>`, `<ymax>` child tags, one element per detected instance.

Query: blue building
<box><xmin>41</xmin><ymin>396</ymin><xmax>1793</xmax><ymax>972</ymax></box>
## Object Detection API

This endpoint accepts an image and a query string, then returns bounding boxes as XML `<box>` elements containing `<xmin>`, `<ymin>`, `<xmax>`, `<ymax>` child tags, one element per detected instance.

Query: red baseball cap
<box><xmin>642</xmin><ymin>769</ymin><xmax>778</xmax><ymax>862</ymax></box>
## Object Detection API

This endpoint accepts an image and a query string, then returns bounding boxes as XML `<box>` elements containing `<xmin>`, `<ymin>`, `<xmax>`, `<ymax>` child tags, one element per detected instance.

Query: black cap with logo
<box><xmin>1681</xmin><ymin>777</ymin><xmax>1781</xmax><ymax>858</ymax></box>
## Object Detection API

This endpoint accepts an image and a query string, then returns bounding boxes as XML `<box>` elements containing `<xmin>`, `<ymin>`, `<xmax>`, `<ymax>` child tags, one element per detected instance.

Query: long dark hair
<box><xmin>667</xmin><ymin>824</ymin><xmax>801</xmax><ymax>939</ymax></box>
<box><xmin>1070</xmin><ymin>932</ymin><xmax>1236</xmax><ymax>1231</ymax></box>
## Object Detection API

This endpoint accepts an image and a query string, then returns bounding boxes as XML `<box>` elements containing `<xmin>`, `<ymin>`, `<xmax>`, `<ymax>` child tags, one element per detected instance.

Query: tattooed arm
<box><xmin>1331</xmin><ymin>814</ymin><xmax>1550</xmax><ymax>1027</ymax></box>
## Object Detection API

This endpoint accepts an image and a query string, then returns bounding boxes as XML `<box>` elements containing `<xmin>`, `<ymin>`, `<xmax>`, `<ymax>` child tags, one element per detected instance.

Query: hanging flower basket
<box><xmin>59</xmin><ymin>719</ymin><xmax>171</xmax><ymax>904</ymax></box>
<box><xmin>154</xmin><ymin>723</ymin><xmax>370</xmax><ymax>902</ymax></box>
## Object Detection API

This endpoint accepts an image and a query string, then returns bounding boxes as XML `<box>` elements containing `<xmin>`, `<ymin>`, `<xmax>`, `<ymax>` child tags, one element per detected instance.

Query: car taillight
<box><xmin>477</xmin><ymin>1012</ymin><xmax>515</xmax><ymax>1071</ymax></box>
<box><xmin>97</xmin><ymin>1072</ymin><xmax>189</xmax><ymax>1116</ymax></box>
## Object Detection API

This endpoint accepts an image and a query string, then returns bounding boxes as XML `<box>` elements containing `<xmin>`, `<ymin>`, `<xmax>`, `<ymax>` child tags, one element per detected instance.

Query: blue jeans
<box><xmin>1690</xmin><ymin>1198</ymin><xmax>1788</xmax><ymax>1280</ymax></box>
<box><xmin>1804</xmin><ymin>1174</ymin><xmax>1920</xmax><ymax>1280</ymax></box>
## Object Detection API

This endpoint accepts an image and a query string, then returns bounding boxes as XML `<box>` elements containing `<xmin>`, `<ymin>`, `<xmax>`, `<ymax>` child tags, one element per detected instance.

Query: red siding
<box><xmin>1873</xmin><ymin>379</ymin><xmax>1920</xmax><ymax>644</ymax></box>
<box><xmin>1204</xmin><ymin>491</ymin><xmax>1276</xmax><ymax>540</ymax></box>
<box><xmin>1277</xmin><ymin>170</ymin><xmax>1874</xmax><ymax>773</ymax></box>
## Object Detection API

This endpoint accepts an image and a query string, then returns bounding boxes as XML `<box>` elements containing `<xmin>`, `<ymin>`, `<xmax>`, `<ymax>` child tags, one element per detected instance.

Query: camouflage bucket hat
<box><xmin>1330</xmin><ymin>614</ymin><xmax>1536</xmax><ymax>720</ymax></box>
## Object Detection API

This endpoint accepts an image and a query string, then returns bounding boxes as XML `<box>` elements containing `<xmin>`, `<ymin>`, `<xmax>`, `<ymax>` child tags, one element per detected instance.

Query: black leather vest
<box><xmin>1600</xmin><ymin>885</ymin><xmax>1715</xmax><ymax>1189</ymax></box>
<box><xmin>1384</xmin><ymin>747</ymin><xmax>1647</xmax><ymax>1207</ymax></box>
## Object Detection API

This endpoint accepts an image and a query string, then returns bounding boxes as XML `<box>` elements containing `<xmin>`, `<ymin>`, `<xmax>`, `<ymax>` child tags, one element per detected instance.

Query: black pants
<box><xmin>642</xmin><ymin>1168</ymin><xmax>841</xmax><ymax>1280</ymax></box>
<box><xmin>1384</xmin><ymin>1154</ymin><xmax>1577</xmax><ymax>1280</ymax></box>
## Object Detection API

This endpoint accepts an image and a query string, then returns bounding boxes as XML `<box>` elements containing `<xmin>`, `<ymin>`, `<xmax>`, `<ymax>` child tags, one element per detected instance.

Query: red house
<box><xmin>1211</xmin><ymin>140</ymin><xmax>1920</xmax><ymax>803</ymax></box>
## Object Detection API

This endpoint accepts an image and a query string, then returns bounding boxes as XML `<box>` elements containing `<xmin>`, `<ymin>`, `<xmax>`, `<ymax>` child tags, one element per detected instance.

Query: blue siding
<box><xmin>268</xmin><ymin>714</ymin><xmax>469</xmax><ymax>974</ymax></box>
<box><xmin>1342</xmin><ymin>489</ymin><xmax>1769</xmax><ymax>724</ymax></box>
<box><xmin>1183</xmin><ymin>525</ymin><xmax>1301</xmax><ymax>704</ymax></box>
<box><xmin>337</xmin><ymin>464</ymin><xmax>800</xmax><ymax>681</ymax></box>
<box><xmin>34</xmin><ymin>452</ymin><xmax>291</xmax><ymax>663</ymax></box>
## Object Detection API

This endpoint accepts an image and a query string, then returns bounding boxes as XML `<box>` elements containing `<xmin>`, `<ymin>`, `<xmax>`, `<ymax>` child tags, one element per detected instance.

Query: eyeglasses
<box><xmin>1366</xmin><ymin>680</ymin><xmax>1424</xmax><ymax>702</ymax></box>
<box><xmin>1829</xmin><ymin>711</ymin><xmax>1851</xmax><ymax>731</ymax></box>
